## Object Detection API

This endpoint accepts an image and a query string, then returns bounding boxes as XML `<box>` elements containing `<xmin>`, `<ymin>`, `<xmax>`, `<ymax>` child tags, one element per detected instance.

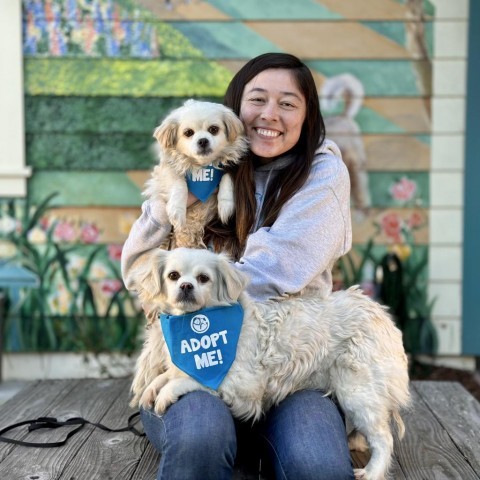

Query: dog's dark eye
<box><xmin>168</xmin><ymin>271</ymin><xmax>180</xmax><ymax>281</ymax></box>
<box><xmin>184</xmin><ymin>129</ymin><xmax>194</xmax><ymax>138</ymax></box>
<box><xmin>197</xmin><ymin>274</ymin><xmax>210</xmax><ymax>284</ymax></box>
<box><xmin>208</xmin><ymin>125</ymin><xmax>219</xmax><ymax>135</ymax></box>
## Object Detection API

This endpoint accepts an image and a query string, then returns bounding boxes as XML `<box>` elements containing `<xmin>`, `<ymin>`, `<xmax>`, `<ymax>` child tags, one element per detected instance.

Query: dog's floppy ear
<box><xmin>153</xmin><ymin>119</ymin><xmax>178</xmax><ymax>150</ymax></box>
<box><xmin>222</xmin><ymin>108</ymin><xmax>245</xmax><ymax>143</ymax></box>
<box><xmin>214</xmin><ymin>254</ymin><xmax>249</xmax><ymax>303</ymax></box>
<box><xmin>131</xmin><ymin>249</ymin><xmax>169</xmax><ymax>303</ymax></box>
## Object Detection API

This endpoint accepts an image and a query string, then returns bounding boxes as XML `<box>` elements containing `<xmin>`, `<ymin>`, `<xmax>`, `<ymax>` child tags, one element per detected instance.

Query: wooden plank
<box><xmin>58</xmin><ymin>378</ymin><xmax>148</xmax><ymax>480</ymax></box>
<box><xmin>364</xmin><ymin>134</ymin><xmax>430</xmax><ymax>171</ymax></box>
<box><xmin>413</xmin><ymin>381</ymin><xmax>480</xmax><ymax>476</ymax></box>
<box><xmin>318</xmin><ymin>0</ymin><xmax>413</xmax><ymax>20</ymax></box>
<box><xmin>136</xmin><ymin>0</ymin><xmax>230</xmax><ymax>21</ymax></box>
<box><xmin>363</xmin><ymin>98</ymin><xmax>430</xmax><ymax>134</ymax></box>
<box><xmin>129</xmin><ymin>443</ymin><xmax>160</xmax><ymax>480</ymax></box>
<box><xmin>0</xmin><ymin>379</ymin><xmax>125</xmax><ymax>479</ymax></box>
<box><xmin>393</xmin><ymin>382</ymin><xmax>480</xmax><ymax>479</ymax></box>
<box><xmin>0</xmin><ymin>380</ymin><xmax>78</xmax><ymax>462</ymax></box>
<box><xmin>245</xmin><ymin>22</ymin><xmax>415</xmax><ymax>60</ymax></box>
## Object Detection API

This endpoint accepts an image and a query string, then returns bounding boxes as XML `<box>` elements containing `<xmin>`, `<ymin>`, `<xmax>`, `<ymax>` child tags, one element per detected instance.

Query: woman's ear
<box><xmin>215</xmin><ymin>254</ymin><xmax>249</xmax><ymax>303</ymax></box>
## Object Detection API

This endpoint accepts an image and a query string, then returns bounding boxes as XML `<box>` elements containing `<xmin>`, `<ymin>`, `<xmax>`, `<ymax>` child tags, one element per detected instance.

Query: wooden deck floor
<box><xmin>0</xmin><ymin>379</ymin><xmax>479</xmax><ymax>479</ymax></box>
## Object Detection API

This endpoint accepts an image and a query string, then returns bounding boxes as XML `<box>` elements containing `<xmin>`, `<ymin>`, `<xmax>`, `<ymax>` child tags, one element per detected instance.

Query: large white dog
<box><xmin>130</xmin><ymin>248</ymin><xmax>410</xmax><ymax>480</ymax></box>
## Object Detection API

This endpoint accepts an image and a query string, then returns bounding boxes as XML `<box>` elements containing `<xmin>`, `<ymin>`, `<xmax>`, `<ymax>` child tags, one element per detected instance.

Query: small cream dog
<box><xmin>130</xmin><ymin>248</ymin><xmax>410</xmax><ymax>480</ymax></box>
<box><xmin>144</xmin><ymin>100</ymin><xmax>248</xmax><ymax>248</ymax></box>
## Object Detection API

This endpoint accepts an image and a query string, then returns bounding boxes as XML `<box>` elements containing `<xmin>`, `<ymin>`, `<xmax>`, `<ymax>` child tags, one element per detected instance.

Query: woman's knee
<box><xmin>143</xmin><ymin>390</ymin><xmax>236</xmax><ymax>462</ymax></box>
<box><xmin>261</xmin><ymin>390</ymin><xmax>354</xmax><ymax>480</ymax></box>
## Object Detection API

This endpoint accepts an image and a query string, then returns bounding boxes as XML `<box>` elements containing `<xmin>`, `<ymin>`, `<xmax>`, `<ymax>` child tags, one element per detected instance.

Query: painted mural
<box><xmin>0</xmin><ymin>0</ymin><xmax>435</xmax><ymax>354</ymax></box>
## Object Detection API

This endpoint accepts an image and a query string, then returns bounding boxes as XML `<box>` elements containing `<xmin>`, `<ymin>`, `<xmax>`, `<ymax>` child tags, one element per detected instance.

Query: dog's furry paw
<box><xmin>154</xmin><ymin>388</ymin><xmax>176</xmax><ymax>414</ymax></box>
<box><xmin>139</xmin><ymin>384</ymin><xmax>158</xmax><ymax>410</ymax></box>
<box><xmin>217</xmin><ymin>198</ymin><xmax>234</xmax><ymax>224</ymax></box>
<box><xmin>139</xmin><ymin>373</ymin><xmax>170</xmax><ymax>410</ymax></box>
<box><xmin>354</xmin><ymin>468</ymin><xmax>367</xmax><ymax>479</ymax></box>
<box><xmin>166</xmin><ymin>203</ymin><xmax>186</xmax><ymax>228</ymax></box>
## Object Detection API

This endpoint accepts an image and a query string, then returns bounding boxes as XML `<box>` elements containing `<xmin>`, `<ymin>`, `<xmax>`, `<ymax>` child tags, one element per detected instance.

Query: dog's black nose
<box><xmin>197</xmin><ymin>138</ymin><xmax>209</xmax><ymax>149</ymax></box>
<box><xmin>180</xmin><ymin>282</ymin><xmax>193</xmax><ymax>291</ymax></box>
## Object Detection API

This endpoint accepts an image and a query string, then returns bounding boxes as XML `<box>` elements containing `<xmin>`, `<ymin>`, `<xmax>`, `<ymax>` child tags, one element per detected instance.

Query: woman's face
<box><xmin>240</xmin><ymin>68</ymin><xmax>307</xmax><ymax>163</ymax></box>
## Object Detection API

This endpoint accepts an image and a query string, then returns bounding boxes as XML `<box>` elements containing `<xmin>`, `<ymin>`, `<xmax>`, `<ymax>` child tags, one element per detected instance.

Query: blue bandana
<box><xmin>160</xmin><ymin>304</ymin><xmax>243</xmax><ymax>390</ymax></box>
<box><xmin>186</xmin><ymin>165</ymin><xmax>224</xmax><ymax>202</ymax></box>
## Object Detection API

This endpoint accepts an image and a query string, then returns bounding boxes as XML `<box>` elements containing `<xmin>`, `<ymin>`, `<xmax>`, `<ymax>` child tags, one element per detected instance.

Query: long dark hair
<box><xmin>205</xmin><ymin>53</ymin><xmax>326</xmax><ymax>258</ymax></box>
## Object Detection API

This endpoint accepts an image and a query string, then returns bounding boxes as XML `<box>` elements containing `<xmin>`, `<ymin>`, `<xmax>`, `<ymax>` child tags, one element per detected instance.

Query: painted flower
<box><xmin>67</xmin><ymin>254</ymin><xmax>87</xmax><ymax>278</ymax></box>
<box><xmin>27</xmin><ymin>226</ymin><xmax>47</xmax><ymax>244</ymax></box>
<box><xmin>389</xmin><ymin>243</ymin><xmax>412</xmax><ymax>262</ymax></box>
<box><xmin>100</xmin><ymin>279</ymin><xmax>123</xmax><ymax>297</ymax></box>
<box><xmin>48</xmin><ymin>284</ymin><xmax>73</xmax><ymax>315</ymax></box>
<box><xmin>0</xmin><ymin>215</ymin><xmax>18</xmax><ymax>235</ymax></box>
<box><xmin>53</xmin><ymin>220</ymin><xmax>77</xmax><ymax>242</ymax></box>
<box><xmin>408</xmin><ymin>210</ymin><xmax>424</xmax><ymax>229</ymax></box>
<box><xmin>119</xmin><ymin>213</ymin><xmax>136</xmax><ymax>235</ymax></box>
<box><xmin>80</xmin><ymin>223</ymin><xmax>100</xmax><ymax>244</ymax></box>
<box><xmin>380</xmin><ymin>212</ymin><xmax>403</xmax><ymax>243</ymax></box>
<box><xmin>108</xmin><ymin>244</ymin><xmax>123</xmax><ymax>261</ymax></box>
<box><xmin>390</xmin><ymin>177</ymin><xmax>417</xmax><ymax>203</ymax></box>
<box><xmin>90</xmin><ymin>261</ymin><xmax>109</xmax><ymax>280</ymax></box>
<box><xmin>0</xmin><ymin>240</ymin><xmax>17</xmax><ymax>258</ymax></box>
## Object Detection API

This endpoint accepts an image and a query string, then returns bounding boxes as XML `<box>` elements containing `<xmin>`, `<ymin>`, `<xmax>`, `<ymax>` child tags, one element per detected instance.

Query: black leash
<box><xmin>0</xmin><ymin>412</ymin><xmax>144</xmax><ymax>448</ymax></box>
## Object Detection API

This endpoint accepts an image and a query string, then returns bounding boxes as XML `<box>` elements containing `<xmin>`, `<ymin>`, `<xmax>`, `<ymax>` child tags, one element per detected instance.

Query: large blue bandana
<box><xmin>186</xmin><ymin>165</ymin><xmax>224</xmax><ymax>202</ymax></box>
<box><xmin>160</xmin><ymin>304</ymin><xmax>243</xmax><ymax>390</ymax></box>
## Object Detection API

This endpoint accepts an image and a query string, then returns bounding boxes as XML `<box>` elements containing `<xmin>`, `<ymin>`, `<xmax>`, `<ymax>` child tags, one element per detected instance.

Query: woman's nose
<box><xmin>260</xmin><ymin>102</ymin><xmax>279</xmax><ymax>121</ymax></box>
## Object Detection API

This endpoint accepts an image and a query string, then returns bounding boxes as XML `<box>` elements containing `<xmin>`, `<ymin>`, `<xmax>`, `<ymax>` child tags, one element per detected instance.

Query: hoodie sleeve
<box><xmin>121</xmin><ymin>199</ymin><xmax>172</xmax><ymax>291</ymax></box>
<box><xmin>236</xmin><ymin>147</ymin><xmax>352</xmax><ymax>301</ymax></box>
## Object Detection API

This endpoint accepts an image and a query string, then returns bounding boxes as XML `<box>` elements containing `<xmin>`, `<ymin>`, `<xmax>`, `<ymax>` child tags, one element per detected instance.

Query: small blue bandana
<box><xmin>186</xmin><ymin>165</ymin><xmax>224</xmax><ymax>202</ymax></box>
<box><xmin>160</xmin><ymin>304</ymin><xmax>243</xmax><ymax>390</ymax></box>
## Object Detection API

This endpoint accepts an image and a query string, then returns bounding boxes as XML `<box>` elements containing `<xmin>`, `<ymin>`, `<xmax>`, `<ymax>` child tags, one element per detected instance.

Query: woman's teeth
<box><xmin>256</xmin><ymin>128</ymin><xmax>280</xmax><ymax>138</ymax></box>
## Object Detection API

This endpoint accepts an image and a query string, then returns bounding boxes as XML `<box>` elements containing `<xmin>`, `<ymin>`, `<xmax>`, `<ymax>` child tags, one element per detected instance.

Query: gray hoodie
<box><xmin>121</xmin><ymin>139</ymin><xmax>352</xmax><ymax>302</ymax></box>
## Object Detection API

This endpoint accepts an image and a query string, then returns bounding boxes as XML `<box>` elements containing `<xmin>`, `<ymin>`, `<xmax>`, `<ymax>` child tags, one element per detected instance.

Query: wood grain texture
<box><xmin>0</xmin><ymin>380</ymin><xmax>479</xmax><ymax>479</ymax></box>
<box><xmin>413</xmin><ymin>381</ymin><xmax>480</xmax><ymax>475</ymax></box>
<box><xmin>394</xmin><ymin>381</ymin><xmax>480</xmax><ymax>479</ymax></box>
<box><xmin>0</xmin><ymin>379</ymin><xmax>125</xmax><ymax>480</ymax></box>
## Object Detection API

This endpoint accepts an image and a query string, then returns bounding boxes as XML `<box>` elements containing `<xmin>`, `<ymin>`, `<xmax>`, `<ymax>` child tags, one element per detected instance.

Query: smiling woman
<box><xmin>122</xmin><ymin>52</ymin><xmax>354</xmax><ymax>480</ymax></box>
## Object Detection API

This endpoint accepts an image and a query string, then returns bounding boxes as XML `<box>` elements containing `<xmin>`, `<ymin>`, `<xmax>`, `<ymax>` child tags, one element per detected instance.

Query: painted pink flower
<box><xmin>381</xmin><ymin>212</ymin><xmax>403</xmax><ymax>243</ymax></box>
<box><xmin>100</xmin><ymin>279</ymin><xmax>123</xmax><ymax>297</ymax></box>
<box><xmin>390</xmin><ymin>177</ymin><xmax>417</xmax><ymax>202</ymax></box>
<box><xmin>108</xmin><ymin>244</ymin><xmax>123</xmax><ymax>261</ymax></box>
<box><xmin>408</xmin><ymin>211</ymin><xmax>424</xmax><ymax>229</ymax></box>
<box><xmin>80</xmin><ymin>223</ymin><xmax>100</xmax><ymax>244</ymax></box>
<box><xmin>39</xmin><ymin>217</ymin><xmax>49</xmax><ymax>230</ymax></box>
<box><xmin>54</xmin><ymin>221</ymin><xmax>77</xmax><ymax>242</ymax></box>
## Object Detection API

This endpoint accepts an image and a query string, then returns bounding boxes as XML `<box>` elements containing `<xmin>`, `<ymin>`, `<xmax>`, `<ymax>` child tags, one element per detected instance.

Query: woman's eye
<box><xmin>249</xmin><ymin>97</ymin><xmax>265</xmax><ymax>104</ymax></box>
<box><xmin>197</xmin><ymin>274</ymin><xmax>210</xmax><ymax>284</ymax></box>
<box><xmin>168</xmin><ymin>271</ymin><xmax>180</xmax><ymax>281</ymax></box>
<box><xmin>208</xmin><ymin>125</ymin><xmax>219</xmax><ymax>135</ymax></box>
<box><xmin>184</xmin><ymin>129</ymin><xmax>194</xmax><ymax>137</ymax></box>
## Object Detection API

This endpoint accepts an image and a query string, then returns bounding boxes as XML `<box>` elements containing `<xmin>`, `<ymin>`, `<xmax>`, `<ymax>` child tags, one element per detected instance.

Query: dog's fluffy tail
<box><xmin>392</xmin><ymin>409</ymin><xmax>406</xmax><ymax>439</ymax></box>
<box><xmin>320</xmin><ymin>73</ymin><xmax>364</xmax><ymax>118</ymax></box>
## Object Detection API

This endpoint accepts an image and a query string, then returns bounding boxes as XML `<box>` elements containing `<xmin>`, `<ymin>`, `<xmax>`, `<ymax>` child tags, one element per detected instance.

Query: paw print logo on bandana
<box><xmin>191</xmin><ymin>314</ymin><xmax>210</xmax><ymax>334</ymax></box>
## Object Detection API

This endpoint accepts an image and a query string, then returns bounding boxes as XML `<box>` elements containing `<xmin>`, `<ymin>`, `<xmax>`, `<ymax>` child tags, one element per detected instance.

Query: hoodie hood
<box><xmin>252</xmin><ymin>139</ymin><xmax>343</xmax><ymax>231</ymax></box>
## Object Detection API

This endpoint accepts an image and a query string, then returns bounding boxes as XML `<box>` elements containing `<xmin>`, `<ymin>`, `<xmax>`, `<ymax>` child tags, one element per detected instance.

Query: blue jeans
<box><xmin>140</xmin><ymin>390</ymin><xmax>354</xmax><ymax>480</ymax></box>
